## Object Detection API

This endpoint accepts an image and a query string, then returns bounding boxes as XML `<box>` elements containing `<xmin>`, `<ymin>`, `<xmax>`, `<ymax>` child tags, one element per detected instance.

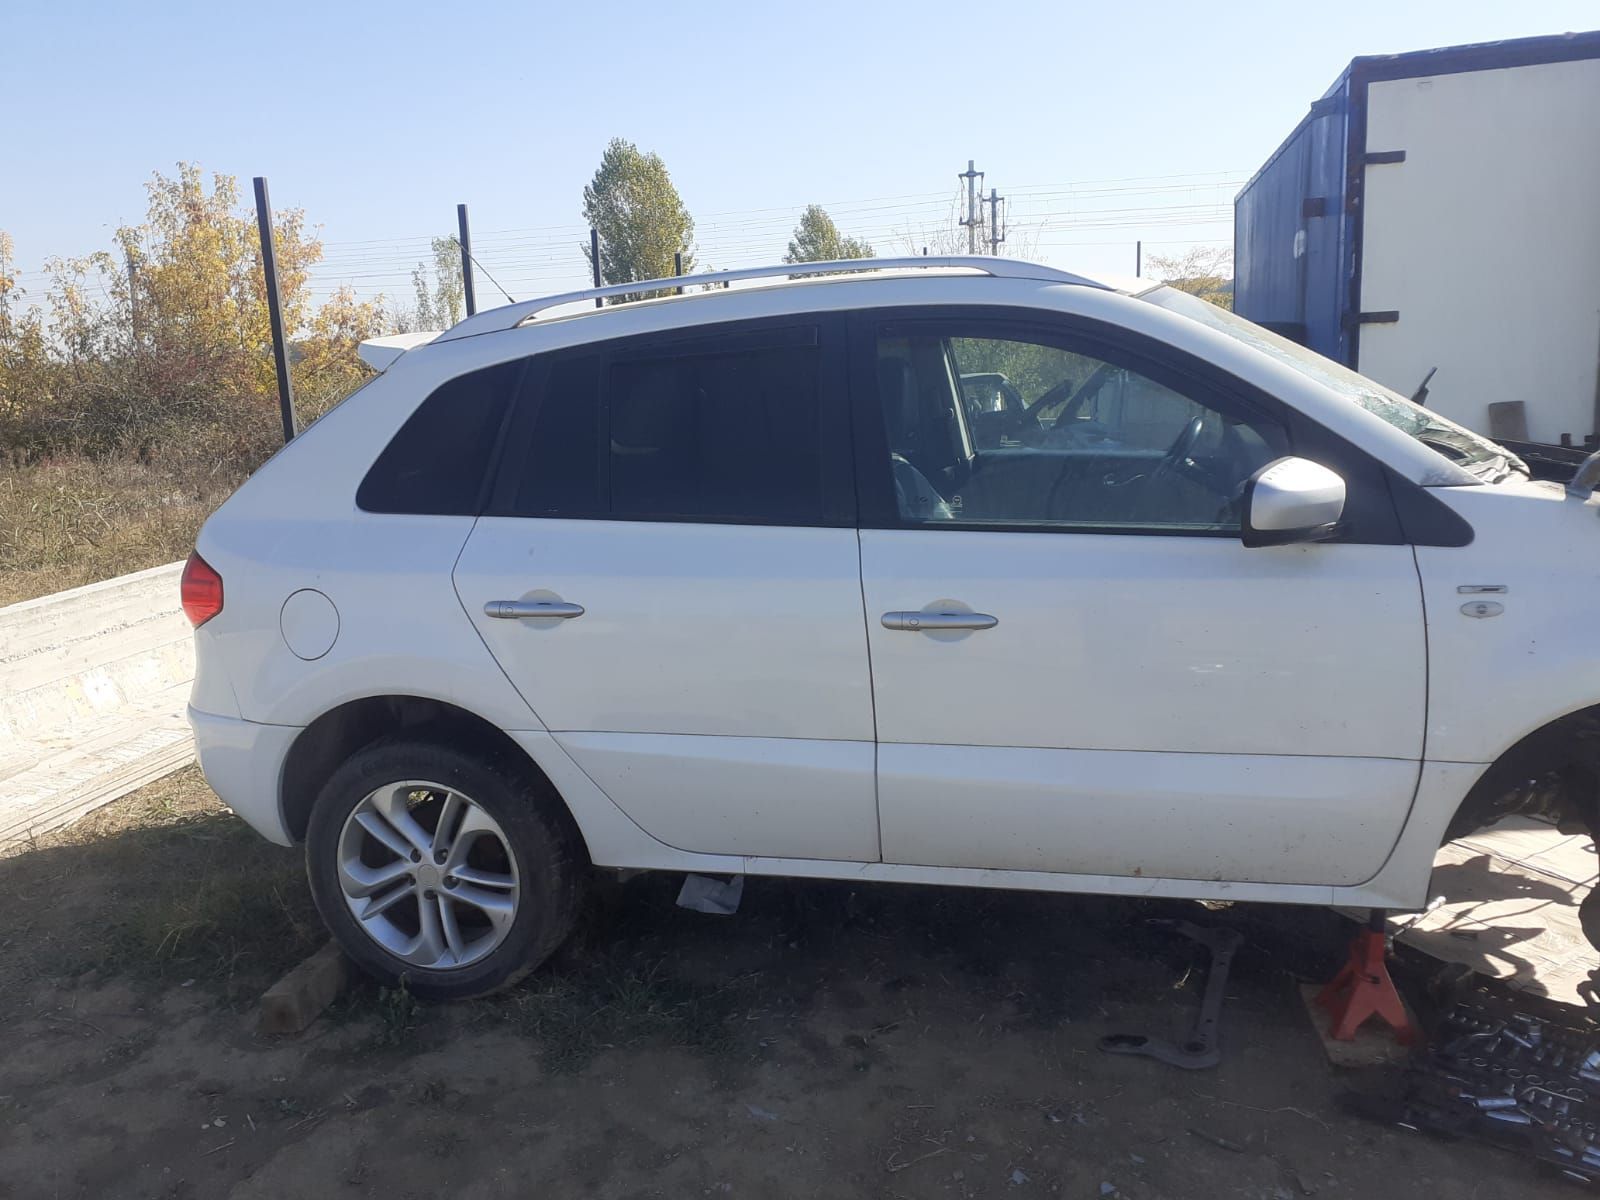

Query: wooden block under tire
<box><xmin>258</xmin><ymin>941</ymin><xmax>351</xmax><ymax>1035</ymax></box>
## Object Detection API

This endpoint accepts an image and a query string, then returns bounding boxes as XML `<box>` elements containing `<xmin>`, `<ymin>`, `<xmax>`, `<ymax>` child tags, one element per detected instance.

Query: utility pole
<box><xmin>1136</xmin><ymin>240</ymin><xmax>1142</xmax><ymax>277</ymax></box>
<box><xmin>590</xmin><ymin>228</ymin><xmax>602</xmax><ymax>308</ymax></box>
<box><xmin>986</xmin><ymin>188</ymin><xmax>1006</xmax><ymax>256</ymax></box>
<box><xmin>252</xmin><ymin>176</ymin><xmax>298</xmax><ymax>445</ymax></box>
<box><xmin>959</xmin><ymin>160</ymin><xmax>984</xmax><ymax>255</ymax></box>
<box><xmin>456</xmin><ymin>204</ymin><xmax>477</xmax><ymax>317</ymax></box>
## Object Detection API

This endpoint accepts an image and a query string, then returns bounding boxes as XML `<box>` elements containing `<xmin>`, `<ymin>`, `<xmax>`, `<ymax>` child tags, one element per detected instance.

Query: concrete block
<box><xmin>258</xmin><ymin>942</ymin><xmax>351</xmax><ymax>1035</ymax></box>
<box><xmin>1</xmin><ymin>561</ymin><xmax>194</xmax><ymax>849</ymax></box>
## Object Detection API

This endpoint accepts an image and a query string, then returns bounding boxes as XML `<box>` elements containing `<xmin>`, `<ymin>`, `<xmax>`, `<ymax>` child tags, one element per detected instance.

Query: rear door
<box><xmin>453</xmin><ymin>316</ymin><xmax>880</xmax><ymax>861</ymax></box>
<box><xmin>851</xmin><ymin>308</ymin><xmax>1427</xmax><ymax>886</ymax></box>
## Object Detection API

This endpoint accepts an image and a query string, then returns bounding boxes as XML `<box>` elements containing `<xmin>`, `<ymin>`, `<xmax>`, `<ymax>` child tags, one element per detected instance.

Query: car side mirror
<box><xmin>1241</xmin><ymin>457</ymin><xmax>1346</xmax><ymax>548</ymax></box>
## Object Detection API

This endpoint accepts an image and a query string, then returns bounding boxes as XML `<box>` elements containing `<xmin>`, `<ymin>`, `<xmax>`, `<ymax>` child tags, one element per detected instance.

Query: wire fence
<box><xmin>293</xmin><ymin>169</ymin><xmax>1246</xmax><ymax>306</ymax></box>
<box><xmin>7</xmin><ymin>168</ymin><xmax>1245</xmax><ymax>322</ymax></box>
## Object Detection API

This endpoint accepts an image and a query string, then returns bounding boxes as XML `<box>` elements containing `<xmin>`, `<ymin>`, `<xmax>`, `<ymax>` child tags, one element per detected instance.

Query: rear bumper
<box><xmin>187</xmin><ymin>705</ymin><xmax>301</xmax><ymax>846</ymax></box>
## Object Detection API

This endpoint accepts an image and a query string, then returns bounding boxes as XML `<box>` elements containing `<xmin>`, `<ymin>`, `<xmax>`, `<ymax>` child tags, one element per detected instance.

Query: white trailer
<box><xmin>1235</xmin><ymin>32</ymin><xmax>1600</xmax><ymax>451</ymax></box>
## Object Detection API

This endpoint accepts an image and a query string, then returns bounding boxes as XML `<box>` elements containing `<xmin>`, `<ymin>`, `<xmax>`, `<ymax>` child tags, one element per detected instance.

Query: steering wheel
<box><xmin>1152</xmin><ymin>415</ymin><xmax>1205</xmax><ymax>479</ymax></box>
<box><xmin>1015</xmin><ymin>376</ymin><xmax>1095</xmax><ymax>447</ymax></box>
<box><xmin>1027</xmin><ymin>375</ymin><xmax>1077</xmax><ymax>420</ymax></box>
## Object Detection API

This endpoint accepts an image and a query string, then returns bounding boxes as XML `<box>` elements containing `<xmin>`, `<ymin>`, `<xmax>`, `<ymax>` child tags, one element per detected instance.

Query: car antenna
<box><xmin>1410</xmin><ymin>366</ymin><xmax>1437</xmax><ymax>407</ymax></box>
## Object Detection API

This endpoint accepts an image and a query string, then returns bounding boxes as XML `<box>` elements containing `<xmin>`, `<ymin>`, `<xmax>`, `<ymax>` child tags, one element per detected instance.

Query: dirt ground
<box><xmin>0</xmin><ymin>767</ymin><xmax>1593</xmax><ymax>1199</ymax></box>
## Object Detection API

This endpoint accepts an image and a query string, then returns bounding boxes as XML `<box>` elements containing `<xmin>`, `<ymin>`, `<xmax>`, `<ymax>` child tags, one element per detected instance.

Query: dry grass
<box><xmin>0</xmin><ymin>762</ymin><xmax>772</xmax><ymax>1057</ymax></box>
<box><xmin>0</xmin><ymin>453</ymin><xmax>248</xmax><ymax>606</ymax></box>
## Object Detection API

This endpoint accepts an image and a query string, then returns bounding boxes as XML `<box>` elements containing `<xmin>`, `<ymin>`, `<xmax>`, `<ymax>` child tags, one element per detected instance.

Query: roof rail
<box><xmin>432</xmin><ymin>256</ymin><xmax>1104</xmax><ymax>343</ymax></box>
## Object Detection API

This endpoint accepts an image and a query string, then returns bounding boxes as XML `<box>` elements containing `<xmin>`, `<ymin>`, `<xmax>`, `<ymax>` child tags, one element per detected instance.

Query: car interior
<box><xmin>877</xmin><ymin>335</ymin><xmax>1283</xmax><ymax>530</ymax></box>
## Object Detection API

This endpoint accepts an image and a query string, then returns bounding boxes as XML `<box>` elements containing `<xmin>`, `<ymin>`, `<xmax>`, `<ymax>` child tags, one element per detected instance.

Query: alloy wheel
<box><xmin>335</xmin><ymin>781</ymin><xmax>520</xmax><ymax>970</ymax></box>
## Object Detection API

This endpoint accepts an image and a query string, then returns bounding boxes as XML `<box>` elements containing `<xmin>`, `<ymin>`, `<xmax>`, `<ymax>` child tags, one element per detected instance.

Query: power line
<box><xmin>13</xmin><ymin>172</ymin><xmax>1247</xmax><ymax>316</ymax></box>
<box><xmin>450</xmin><ymin>237</ymin><xmax>516</xmax><ymax>304</ymax></box>
<box><xmin>309</xmin><ymin>170</ymin><xmax>1247</xmax><ymax>252</ymax></box>
<box><xmin>310</xmin><ymin>190</ymin><xmax>1237</xmax><ymax>261</ymax></box>
<box><xmin>10</xmin><ymin>170</ymin><xmax>1250</xmax><ymax>278</ymax></box>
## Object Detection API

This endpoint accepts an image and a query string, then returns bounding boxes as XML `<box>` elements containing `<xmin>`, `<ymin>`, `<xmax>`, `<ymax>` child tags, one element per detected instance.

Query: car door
<box><xmin>453</xmin><ymin>316</ymin><xmax>880</xmax><ymax>862</ymax></box>
<box><xmin>850</xmin><ymin>308</ymin><xmax>1427</xmax><ymax>887</ymax></box>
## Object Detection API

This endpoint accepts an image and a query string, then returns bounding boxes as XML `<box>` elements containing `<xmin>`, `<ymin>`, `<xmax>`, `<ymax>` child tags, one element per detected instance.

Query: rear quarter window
<box><xmin>356</xmin><ymin>361</ymin><xmax>520</xmax><ymax>515</ymax></box>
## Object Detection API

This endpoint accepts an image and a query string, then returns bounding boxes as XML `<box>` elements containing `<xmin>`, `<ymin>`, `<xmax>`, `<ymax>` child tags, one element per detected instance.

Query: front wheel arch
<box><xmin>1447</xmin><ymin>703</ymin><xmax>1600</xmax><ymax>842</ymax></box>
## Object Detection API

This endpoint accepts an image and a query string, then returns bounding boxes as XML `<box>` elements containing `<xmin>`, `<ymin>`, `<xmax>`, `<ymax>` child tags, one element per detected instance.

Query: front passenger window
<box><xmin>873</xmin><ymin>329</ymin><xmax>1286</xmax><ymax>532</ymax></box>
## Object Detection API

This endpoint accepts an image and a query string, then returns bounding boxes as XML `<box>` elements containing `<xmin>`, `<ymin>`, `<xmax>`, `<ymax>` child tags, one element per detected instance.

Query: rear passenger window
<box><xmin>357</xmin><ymin>361</ymin><xmax>518</xmax><ymax>515</ymax></box>
<box><xmin>608</xmin><ymin>344</ymin><xmax>821</xmax><ymax>522</ymax></box>
<box><xmin>494</xmin><ymin>332</ymin><xmax>827</xmax><ymax>525</ymax></box>
<box><xmin>510</xmin><ymin>354</ymin><xmax>602</xmax><ymax>516</ymax></box>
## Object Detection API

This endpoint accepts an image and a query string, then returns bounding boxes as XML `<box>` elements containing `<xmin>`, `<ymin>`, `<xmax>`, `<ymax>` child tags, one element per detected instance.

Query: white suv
<box><xmin>185</xmin><ymin>257</ymin><xmax>1600</xmax><ymax>999</ymax></box>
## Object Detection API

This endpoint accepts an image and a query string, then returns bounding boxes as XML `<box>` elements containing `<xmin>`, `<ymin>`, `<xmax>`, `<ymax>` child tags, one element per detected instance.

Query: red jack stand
<box><xmin>1316</xmin><ymin>911</ymin><xmax>1417</xmax><ymax>1045</ymax></box>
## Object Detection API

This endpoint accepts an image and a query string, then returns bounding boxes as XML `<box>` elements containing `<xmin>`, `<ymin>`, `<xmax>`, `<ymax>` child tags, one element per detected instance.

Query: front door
<box><xmin>851</xmin><ymin>310</ymin><xmax>1426</xmax><ymax>886</ymax></box>
<box><xmin>453</xmin><ymin>317</ymin><xmax>879</xmax><ymax>862</ymax></box>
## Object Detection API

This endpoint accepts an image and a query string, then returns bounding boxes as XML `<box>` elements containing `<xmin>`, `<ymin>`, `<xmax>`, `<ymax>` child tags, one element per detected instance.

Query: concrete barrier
<box><xmin>0</xmin><ymin>561</ymin><xmax>194</xmax><ymax>848</ymax></box>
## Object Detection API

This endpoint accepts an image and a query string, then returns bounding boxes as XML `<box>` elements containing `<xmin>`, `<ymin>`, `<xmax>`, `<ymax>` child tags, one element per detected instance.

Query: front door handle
<box><xmin>485</xmin><ymin>599</ymin><xmax>586</xmax><ymax>620</ymax></box>
<box><xmin>881</xmin><ymin>610</ymin><xmax>998</xmax><ymax>632</ymax></box>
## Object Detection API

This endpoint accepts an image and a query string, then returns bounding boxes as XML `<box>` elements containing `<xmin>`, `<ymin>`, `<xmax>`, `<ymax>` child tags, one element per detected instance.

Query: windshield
<box><xmin>1144</xmin><ymin>288</ymin><xmax>1526</xmax><ymax>483</ymax></box>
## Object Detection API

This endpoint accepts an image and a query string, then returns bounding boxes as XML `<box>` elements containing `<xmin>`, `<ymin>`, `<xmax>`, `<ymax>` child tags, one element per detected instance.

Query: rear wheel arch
<box><xmin>280</xmin><ymin>695</ymin><xmax>589</xmax><ymax>861</ymax></box>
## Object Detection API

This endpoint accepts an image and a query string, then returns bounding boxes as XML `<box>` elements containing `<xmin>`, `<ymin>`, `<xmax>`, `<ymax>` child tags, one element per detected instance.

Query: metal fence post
<box><xmin>252</xmin><ymin>176</ymin><xmax>298</xmax><ymax>444</ymax></box>
<box><xmin>457</xmin><ymin>204</ymin><xmax>477</xmax><ymax>317</ymax></box>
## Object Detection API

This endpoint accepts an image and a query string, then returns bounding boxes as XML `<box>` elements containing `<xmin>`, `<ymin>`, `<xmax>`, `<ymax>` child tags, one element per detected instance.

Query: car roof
<box><xmin>429</xmin><ymin>256</ymin><xmax>1151</xmax><ymax>346</ymax></box>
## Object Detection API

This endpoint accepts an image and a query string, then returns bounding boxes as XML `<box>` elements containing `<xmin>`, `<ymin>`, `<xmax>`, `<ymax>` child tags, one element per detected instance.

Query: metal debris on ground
<box><xmin>1393</xmin><ymin>991</ymin><xmax>1600</xmax><ymax>1184</ymax></box>
<box><xmin>1100</xmin><ymin>920</ymin><xmax>1242</xmax><ymax>1070</ymax></box>
<box><xmin>675</xmin><ymin>873</ymin><xmax>745</xmax><ymax>915</ymax></box>
<box><xmin>1187</xmin><ymin>1127</ymin><xmax>1247</xmax><ymax>1154</ymax></box>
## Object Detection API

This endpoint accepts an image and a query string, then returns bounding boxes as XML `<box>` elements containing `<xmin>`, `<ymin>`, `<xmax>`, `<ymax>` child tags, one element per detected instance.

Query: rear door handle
<box><xmin>485</xmin><ymin>599</ymin><xmax>586</xmax><ymax>620</ymax></box>
<box><xmin>881</xmin><ymin>610</ymin><xmax>998</xmax><ymax>632</ymax></box>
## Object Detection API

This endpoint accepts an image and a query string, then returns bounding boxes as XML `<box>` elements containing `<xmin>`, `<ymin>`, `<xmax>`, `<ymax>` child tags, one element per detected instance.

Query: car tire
<box><xmin>305</xmin><ymin>737</ymin><xmax>586</xmax><ymax>1001</ymax></box>
<box><xmin>1580</xmin><ymin>887</ymin><xmax>1600</xmax><ymax>956</ymax></box>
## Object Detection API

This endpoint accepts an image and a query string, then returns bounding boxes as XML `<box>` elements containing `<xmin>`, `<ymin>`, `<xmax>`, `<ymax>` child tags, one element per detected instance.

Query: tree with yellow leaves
<box><xmin>295</xmin><ymin>286</ymin><xmax>387</xmax><ymax>421</ymax></box>
<box><xmin>0</xmin><ymin>163</ymin><xmax>389</xmax><ymax>463</ymax></box>
<box><xmin>115</xmin><ymin>164</ymin><xmax>322</xmax><ymax>399</ymax></box>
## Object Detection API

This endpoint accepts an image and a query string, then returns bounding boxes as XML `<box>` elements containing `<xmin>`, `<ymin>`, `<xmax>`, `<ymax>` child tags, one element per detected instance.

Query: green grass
<box><xmin>370</xmin><ymin>983</ymin><xmax>423</xmax><ymax>1048</ymax></box>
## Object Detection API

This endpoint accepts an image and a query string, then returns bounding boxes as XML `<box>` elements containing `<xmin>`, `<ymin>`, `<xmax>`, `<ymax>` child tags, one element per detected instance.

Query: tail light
<box><xmin>181</xmin><ymin>552</ymin><xmax>224</xmax><ymax>627</ymax></box>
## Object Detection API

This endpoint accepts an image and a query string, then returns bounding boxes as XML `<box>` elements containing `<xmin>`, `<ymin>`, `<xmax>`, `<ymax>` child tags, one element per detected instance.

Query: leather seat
<box><xmin>878</xmin><ymin>357</ymin><xmax>953</xmax><ymax>521</ymax></box>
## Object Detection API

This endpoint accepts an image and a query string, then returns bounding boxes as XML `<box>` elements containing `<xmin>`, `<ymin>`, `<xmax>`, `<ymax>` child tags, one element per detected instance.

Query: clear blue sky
<box><xmin>3</xmin><ymin>0</ymin><xmax>1595</xmax><ymax>310</ymax></box>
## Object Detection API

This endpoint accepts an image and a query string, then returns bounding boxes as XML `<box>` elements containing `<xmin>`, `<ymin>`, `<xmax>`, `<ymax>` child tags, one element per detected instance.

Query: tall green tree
<box><xmin>410</xmin><ymin>236</ymin><xmax>464</xmax><ymax>330</ymax></box>
<box><xmin>784</xmin><ymin>205</ymin><xmax>874</xmax><ymax>264</ymax></box>
<box><xmin>581</xmin><ymin>138</ymin><xmax>695</xmax><ymax>301</ymax></box>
